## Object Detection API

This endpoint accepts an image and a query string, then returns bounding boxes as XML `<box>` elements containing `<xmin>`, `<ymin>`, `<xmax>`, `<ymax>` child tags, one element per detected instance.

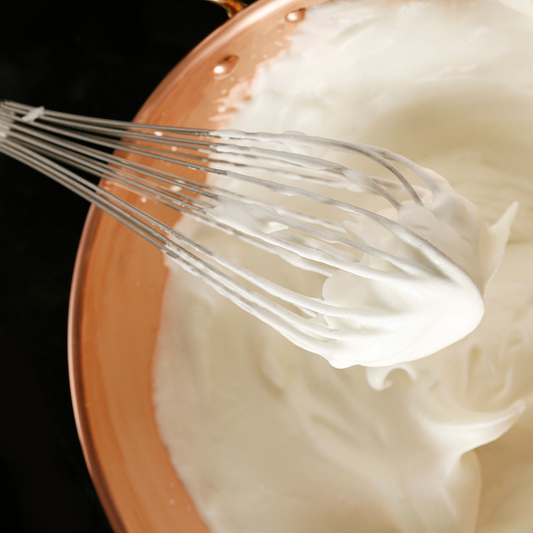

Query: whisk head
<box><xmin>0</xmin><ymin>101</ymin><xmax>516</xmax><ymax>367</ymax></box>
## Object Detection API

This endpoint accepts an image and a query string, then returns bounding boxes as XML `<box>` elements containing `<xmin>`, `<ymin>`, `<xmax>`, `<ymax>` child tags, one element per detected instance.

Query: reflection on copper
<box><xmin>213</xmin><ymin>55</ymin><xmax>239</xmax><ymax>79</ymax></box>
<box><xmin>286</xmin><ymin>7</ymin><xmax>306</xmax><ymax>22</ymax></box>
<box><xmin>206</xmin><ymin>0</ymin><xmax>248</xmax><ymax>18</ymax></box>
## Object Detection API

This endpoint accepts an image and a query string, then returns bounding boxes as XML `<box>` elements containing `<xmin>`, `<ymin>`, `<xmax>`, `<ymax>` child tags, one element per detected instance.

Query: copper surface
<box><xmin>206</xmin><ymin>0</ymin><xmax>248</xmax><ymax>18</ymax></box>
<box><xmin>68</xmin><ymin>0</ymin><xmax>326</xmax><ymax>532</ymax></box>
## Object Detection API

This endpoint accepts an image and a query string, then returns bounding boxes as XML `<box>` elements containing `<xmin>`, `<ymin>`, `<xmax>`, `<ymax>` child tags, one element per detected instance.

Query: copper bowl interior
<box><xmin>68</xmin><ymin>1</ymin><xmax>324</xmax><ymax>532</ymax></box>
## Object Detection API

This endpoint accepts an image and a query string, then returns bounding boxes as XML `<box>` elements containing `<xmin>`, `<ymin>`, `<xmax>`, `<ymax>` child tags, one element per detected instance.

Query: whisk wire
<box><xmin>0</xmin><ymin>100</ymin><xmax>460</xmax><ymax>359</ymax></box>
<box><xmin>4</xmin><ymin>105</ymin><xmax>434</xmax><ymax>275</ymax></box>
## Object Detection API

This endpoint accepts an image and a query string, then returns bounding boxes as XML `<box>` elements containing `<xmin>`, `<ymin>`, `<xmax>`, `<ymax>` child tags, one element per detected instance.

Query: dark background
<box><xmin>0</xmin><ymin>1</ymin><xmax>241</xmax><ymax>531</ymax></box>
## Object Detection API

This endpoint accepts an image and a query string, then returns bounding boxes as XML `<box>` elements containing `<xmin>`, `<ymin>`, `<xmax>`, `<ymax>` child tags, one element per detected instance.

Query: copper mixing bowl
<box><xmin>68</xmin><ymin>1</ymin><xmax>326</xmax><ymax>531</ymax></box>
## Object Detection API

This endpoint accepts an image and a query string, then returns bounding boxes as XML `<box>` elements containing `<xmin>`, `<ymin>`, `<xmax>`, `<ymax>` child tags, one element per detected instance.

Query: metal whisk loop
<box><xmin>0</xmin><ymin>100</ymin><xmax>459</xmax><ymax>360</ymax></box>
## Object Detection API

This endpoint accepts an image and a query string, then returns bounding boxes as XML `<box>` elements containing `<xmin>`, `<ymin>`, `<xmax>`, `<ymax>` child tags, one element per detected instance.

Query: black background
<box><xmin>0</xmin><ymin>1</ymin><xmax>243</xmax><ymax>531</ymax></box>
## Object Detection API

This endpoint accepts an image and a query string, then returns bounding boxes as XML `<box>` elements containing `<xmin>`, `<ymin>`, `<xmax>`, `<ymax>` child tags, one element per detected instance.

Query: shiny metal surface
<box><xmin>206</xmin><ymin>0</ymin><xmax>248</xmax><ymax>18</ymax></box>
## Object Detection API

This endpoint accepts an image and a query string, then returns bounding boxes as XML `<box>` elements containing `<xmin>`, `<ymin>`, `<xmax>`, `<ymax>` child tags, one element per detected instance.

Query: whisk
<box><xmin>0</xmin><ymin>100</ymin><xmax>510</xmax><ymax>368</ymax></box>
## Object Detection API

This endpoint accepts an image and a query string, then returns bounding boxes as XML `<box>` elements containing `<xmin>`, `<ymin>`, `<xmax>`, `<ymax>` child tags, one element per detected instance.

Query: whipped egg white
<box><xmin>153</xmin><ymin>0</ymin><xmax>533</xmax><ymax>531</ymax></box>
